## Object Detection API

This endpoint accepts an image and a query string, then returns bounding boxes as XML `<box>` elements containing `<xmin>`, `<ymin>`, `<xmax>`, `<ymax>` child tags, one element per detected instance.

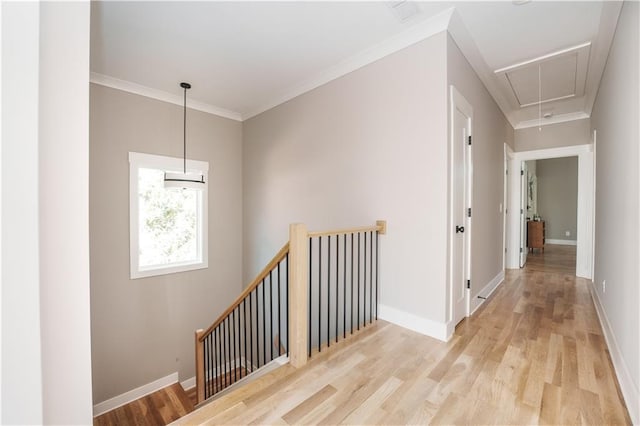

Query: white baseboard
<box><xmin>589</xmin><ymin>282</ymin><xmax>639</xmax><ymax>425</ymax></box>
<box><xmin>93</xmin><ymin>372</ymin><xmax>178</xmax><ymax>417</ymax></box>
<box><xmin>378</xmin><ymin>304</ymin><xmax>448</xmax><ymax>342</ymax></box>
<box><xmin>468</xmin><ymin>270</ymin><xmax>505</xmax><ymax>316</ymax></box>
<box><xmin>546</xmin><ymin>239</ymin><xmax>577</xmax><ymax>246</ymax></box>
<box><xmin>180</xmin><ymin>376</ymin><xmax>195</xmax><ymax>391</ymax></box>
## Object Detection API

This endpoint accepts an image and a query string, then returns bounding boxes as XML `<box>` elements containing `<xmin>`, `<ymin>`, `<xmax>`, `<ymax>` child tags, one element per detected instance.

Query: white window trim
<box><xmin>129</xmin><ymin>151</ymin><xmax>209</xmax><ymax>279</ymax></box>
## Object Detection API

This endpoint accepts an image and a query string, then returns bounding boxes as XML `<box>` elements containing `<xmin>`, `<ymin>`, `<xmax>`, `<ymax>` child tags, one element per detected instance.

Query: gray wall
<box><xmin>243</xmin><ymin>33</ymin><xmax>450</xmax><ymax>324</ymax></box>
<box><xmin>536</xmin><ymin>157</ymin><xmax>578</xmax><ymax>241</ymax></box>
<box><xmin>515</xmin><ymin>118</ymin><xmax>591</xmax><ymax>152</ymax></box>
<box><xmin>89</xmin><ymin>85</ymin><xmax>243</xmax><ymax>404</ymax></box>
<box><xmin>590</xmin><ymin>0</ymin><xmax>639</xmax><ymax>418</ymax></box>
<box><xmin>447</xmin><ymin>34</ymin><xmax>514</xmax><ymax>307</ymax></box>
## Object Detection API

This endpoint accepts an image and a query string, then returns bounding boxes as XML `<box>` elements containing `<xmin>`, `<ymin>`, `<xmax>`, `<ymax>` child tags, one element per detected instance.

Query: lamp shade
<box><xmin>164</xmin><ymin>172</ymin><xmax>205</xmax><ymax>190</ymax></box>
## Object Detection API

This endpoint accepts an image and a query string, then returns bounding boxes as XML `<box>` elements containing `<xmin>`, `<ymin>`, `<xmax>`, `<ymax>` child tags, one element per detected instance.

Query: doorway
<box><xmin>449</xmin><ymin>86</ymin><xmax>472</xmax><ymax>326</ymax></box>
<box><xmin>506</xmin><ymin>145</ymin><xmax>594</xmax><ymax>278</ymax></box>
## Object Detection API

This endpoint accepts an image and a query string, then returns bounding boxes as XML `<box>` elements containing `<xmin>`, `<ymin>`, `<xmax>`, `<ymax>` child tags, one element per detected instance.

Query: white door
<box><xmin>450</xmin><ymin>87</ymin><xmax>472</xmax><ymax>326</ymax></box>
<box><xmin>520</xmin><ymin>162</ymin><xmax>528</xmax><ymax>267</ymax></box>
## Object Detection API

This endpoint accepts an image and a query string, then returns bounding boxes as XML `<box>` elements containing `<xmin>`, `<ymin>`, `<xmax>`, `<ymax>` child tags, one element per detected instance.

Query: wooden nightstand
<box><xmin>527</xmin><ymin>220</ymin><xmax>545</xmax><ymax>252</ymax></box>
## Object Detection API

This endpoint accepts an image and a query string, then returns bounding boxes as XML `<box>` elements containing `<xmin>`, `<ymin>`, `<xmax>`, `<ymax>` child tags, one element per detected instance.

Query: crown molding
<box><xmin>514</xmin><ymin>111</ymin><xmax>589</xmax><ymax>130</ymax></box>
<box><xmin>89</xmin><ymin>72</ymin><xmax>243</xmax><ymax>122</ymax></box>
<box><xmin>243</xmin><ymin>7</ymin><xmax>455</xmax><ymax>120</ymax></box>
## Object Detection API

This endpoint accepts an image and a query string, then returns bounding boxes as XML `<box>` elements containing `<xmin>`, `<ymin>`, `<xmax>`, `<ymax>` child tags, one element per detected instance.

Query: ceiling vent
<box><xmin>387</xmin><ymin>1</ymin><xmax>420</xmax><ymax>22</ymax></box>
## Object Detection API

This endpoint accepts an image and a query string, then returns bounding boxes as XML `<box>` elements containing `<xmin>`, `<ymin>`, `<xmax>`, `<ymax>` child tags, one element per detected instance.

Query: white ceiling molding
<box><xmin>243</xmin><ymin>7</ymin><xmax>454</xmax><ymax>120</ymax></box>
<box><xmin>89</xmin><ymin>72</ymin><xmax>243</xmax><ymax>122</ymax></box>
<box><xmin>514</xmin><ymin>111</ymin><xmax>590</xmax><ymax>130</ymax></box>
<box><xmin>446</xmin><ymin>10</ymin><xmax>515</xmax><ymax>126</ymax></box>
<box><xmin>583</xmin><ymin>1</ymin><xmax>623</xmax><ymax>116</ymax></box>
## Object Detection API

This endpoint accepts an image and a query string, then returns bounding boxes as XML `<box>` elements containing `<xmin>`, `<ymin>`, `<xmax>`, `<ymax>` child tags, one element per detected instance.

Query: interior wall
<box><xmin>243</xmin><ymin>33</ymin><xmax>450</xmax><ymax>330</ymax></box>
<box><xmin>89</xmin><ymin>85</ymin><xmax>243</xmax><ymax>404</ymax></box>
<box><xmin>515</xmin><ymin>118</ymin><xmax>591</xmax><ymax>152</ymax></box>
<box><xmin>536</xmin><ymin>157</ymin><xmax>578</xmax><ymax>241</ymax></box>
<box><xmin>446</xmin><ymin>34</ymin><xmax>514</xmax><ymax>314</ymax></box>
<box><xmin>1</xmin><ymin>2</ymin><xmax>43</xmax><ymax>423</ymax></box>
<box><xmin>590</xmin><ymin>1</ymin><xmax>639</xmax><ymax>421</ymax></box>
<box><xmin>39</xmin><ymin>2</ymin><xmax>94</xmax><ymax>424</ymax></box>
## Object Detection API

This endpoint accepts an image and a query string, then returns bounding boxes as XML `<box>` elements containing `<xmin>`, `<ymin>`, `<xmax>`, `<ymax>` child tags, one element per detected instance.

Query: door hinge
<box><xmin>521</xmin><ymin>170</ymin><xmax>524</xmax><ymax>176</ymax></box>
<box><xmin>520</xmin><ymin>208</ymin><xmax>523</xmax><ymax>214</ymax></box>
<box><xmin>467</xmin><ymin>207</ymin><xmax>471</xmax><ymax>218</ymax></box>
<box><xmin>520</xmin><ymin>247</ymin><xmax>523</xmax><ymax>253</ymax></box>
<box><xmin>466</xmin><ymin>279</ymin><xmax>471</xmax><ymax>289</ymax></box>
<box><xmin>506</xmin><ymin>169</ymin><xmax>508</xmax><ymax>175</ymax></box>
<box><xmin>468</xmin><ymin>135</ymin><xmax>472</xmax><ymax>146</ymax></box>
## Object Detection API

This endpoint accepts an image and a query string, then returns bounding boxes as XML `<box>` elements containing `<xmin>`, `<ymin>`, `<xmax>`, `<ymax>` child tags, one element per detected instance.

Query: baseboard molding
<box><xmin>180</xmin><ymin>355</ymin><xmax>258</xmax><ymax>392</ymax></box>
<box><xmin>546</xmin><ymin>239</ymin><xmax>577</xmax><ymax>246</ymax></box>
<box><xmin>469</xmin><ymin>270</ymin><xmax>505</xmax><ymax>316</ymax></box>
<box><xmin>589</xmin><ymin>282</ymin><xmax>639</xmax><ymax>425</ymax></box>
<box><xmin>378</xmin><ymin>304</ymin><xmax>448</xmax><ymax>342</ymax></box>
<box><xmin>180</xmin><ymin>376</ymin><xmax>196</xmax><ymax>391</ymax></box>
<box><xmin>93</xmin><ymin>372</ymin><xmax>178</xmax><ymax>417</ymax></box>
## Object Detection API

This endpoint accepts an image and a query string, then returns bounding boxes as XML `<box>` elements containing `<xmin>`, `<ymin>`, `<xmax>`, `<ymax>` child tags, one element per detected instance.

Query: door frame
<box><xmin>506</xmin><ymin>144</ymin><xmax>594</xmax><ymax>278</ymax></box>
<box><xmin>503</xmin><ymin>144</ymin><xmax>514</xmax><ymax>270</ymax></box>
<box><xmin>448</xmin><ymin>85</ymin><xmax>473</xmax><ymax>326</ymax></box>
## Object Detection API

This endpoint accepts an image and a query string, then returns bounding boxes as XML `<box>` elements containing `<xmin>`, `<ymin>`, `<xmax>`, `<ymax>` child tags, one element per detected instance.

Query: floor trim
<box><xmin>378</xmin><ymin>304</ymin><xmax>448</xmax><ymax>342</ymax></box>
<box><xmin>469</xmin><ymin>270</ymin><xmax>505</xmax><ymax>316</ymax></box>
<box><xmin>546</xmin><ymin>239</ymin><xmax>577</xmax><ymax>246</ymax></box>
<box><xmin>93</xmin><ymin>372</ymin><xmax>178</xmax><ymax>417</ymax></box>
<box><xmin>589</xmin><ymin>281</ymin><xmax>639</xmax><ymax>424</ymax></box>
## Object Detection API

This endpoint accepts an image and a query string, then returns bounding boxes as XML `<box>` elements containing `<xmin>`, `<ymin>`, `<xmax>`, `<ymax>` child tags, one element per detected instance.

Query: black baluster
<box><xmin>364</xmin><ymin>232</ymin><xmax>367</xmax><ymax>328</ymax></box>
<box><xmin>318</xmin><ymin>236</ymin><xmax>322</xmax><ymax>352</ymax></box>
<box><xmin>216</xmin><ymin>327</ymin><xmax>220</xmax><ymax>393</ymax></box>
<box><xmin>335</xmin><ymin>234</ymin><xmax>338</xmax><ymax>343</ymax></box>
<box><xmin>375</xmin><ymin>231</ymin><xmax>379</xmax><ymax>320</ymax></box>
<box><xmin>357</xmin><ymin>232</ymin><xmax>360</xmax><ymax>331</ymax></box>
<box><xmin>351</xmin><ymin>233</ymin><xmax>354</xmax><ymax>335</ymax></box>
<box><xmin>258</xmin><ymin>278</ymin><xmax>267</xmax><ymax>365</ymax></box>
<box><xmin>286</xmin><ymin>253</ymin><xmax>289</xmax><ymax>357</ymax></box>
<box><xmin>308</xmin><ymin>238</ymin><xmax>312</xmax><ymax>358</ymax></box>
<box><xmin>204</xmin><ymin>335</ymin><xmax>208</xmax><ymax>398</ymax></box>
<box><xmin>278</xmin><ymin>262</ymin><xmax>281</xmax><ymax>356</ymax></box>
<box><xmin>231</xmin><ymin>310</ymin><xmax>236</xmax><ymax>383</ymax></box>
<box><xmin>328</xmin><ymin>235</ymin><xmax>330</xmax><ymax>348</ymax></box>
<box><xmin>249</xmin><ymin>290</ymin><xmax>253</xmax><ymax>373</ymax></box>
<box><xmin>222</xmin><ymin>319</ymin><xmax>226</xmax><ymax>389</ymax></box>
<box><xmin>243</xmin><ymin>299</ymin><xmax>247</xmax><ymax>378</ymax></box>
<box><xmin>343</xmin><ymin>234</ymin><xmax>346</xmax><ymax>340</ymax></box>
<box><xmin>370</xmin><ymin>231</ymin><xmax>373</xmax><ymax>324</ymax></box>
<box><xmin>269</xmin><ymin>270</ymin><xmax>273</xmax><ymax>362</ymax></box>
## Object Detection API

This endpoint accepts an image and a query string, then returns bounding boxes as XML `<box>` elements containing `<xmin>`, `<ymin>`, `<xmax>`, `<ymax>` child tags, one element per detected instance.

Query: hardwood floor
<box><xmin>93</xmin><ymin>383</ymin><xmax>194</xmax><ymax>426</ymax></box>
<box><xmin>173</xmin><ymin>246</ymin><xmax>631</xmax><ymax>425</ymax></box>
<box><xmin>525</xmin><ymin>243</ymin><xmax>577</xmax><ymax>275</ymax></box>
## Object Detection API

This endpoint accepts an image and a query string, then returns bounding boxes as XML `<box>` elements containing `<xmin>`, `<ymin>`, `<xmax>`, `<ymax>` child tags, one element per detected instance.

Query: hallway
<box><xmin>174</xmin><ymin>247</ymin><xmax>631</xmax><ymax>425</ymax></box>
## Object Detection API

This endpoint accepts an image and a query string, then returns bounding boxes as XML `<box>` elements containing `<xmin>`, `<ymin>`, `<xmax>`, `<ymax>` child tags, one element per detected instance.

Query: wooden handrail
<box><xmin>308</xmin><ymin>221</ymin><xmax>386</xmax><ymax>238</ymax></box>
<box><xmin>198</xmin><ymin>242</ymin><xmax>290</xmax><ymax>341</ymax></box>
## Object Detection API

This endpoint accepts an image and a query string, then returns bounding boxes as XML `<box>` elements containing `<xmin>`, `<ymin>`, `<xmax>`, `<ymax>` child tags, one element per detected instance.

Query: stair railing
<box><xmin>194</xmin><ymin>243</ymin><xmax>289</xmax><ymax>402</ymax></box>
<box><xmin>194</xmin><ymin>220</ymin><xmax>386</xmax><ymax>404</ymax></box>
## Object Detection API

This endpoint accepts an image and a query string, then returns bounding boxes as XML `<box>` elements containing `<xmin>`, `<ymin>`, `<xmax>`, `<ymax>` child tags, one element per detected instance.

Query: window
<box><xmin>129</xmin><ymin>152</ymin><xmax>208</xmax><ymax>279</ymax></box>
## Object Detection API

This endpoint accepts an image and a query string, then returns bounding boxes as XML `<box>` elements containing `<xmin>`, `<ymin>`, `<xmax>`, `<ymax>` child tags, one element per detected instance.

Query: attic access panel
<box><xmin>494</xmin><ymin>42</ymin><xmax>591</xmax><ymax>108</ymax></box>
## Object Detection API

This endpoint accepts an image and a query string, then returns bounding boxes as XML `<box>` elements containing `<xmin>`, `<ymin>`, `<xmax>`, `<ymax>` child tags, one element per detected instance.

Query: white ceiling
<box><xmin>90</xmin><ymin>1</ymin><xmax>621</xmax><ymax>127</ymax></box>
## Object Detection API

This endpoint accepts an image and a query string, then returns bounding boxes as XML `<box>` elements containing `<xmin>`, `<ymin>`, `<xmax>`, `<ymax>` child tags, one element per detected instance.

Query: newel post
<box><xmin>288</xmin><ymin>223</ymin><xmax>308</xmax><ymax>368</ymax></box>
<box><xmin>195</xmin><ymin>329</ymin><xmax>205</xmax><ymax>403</ymax></box>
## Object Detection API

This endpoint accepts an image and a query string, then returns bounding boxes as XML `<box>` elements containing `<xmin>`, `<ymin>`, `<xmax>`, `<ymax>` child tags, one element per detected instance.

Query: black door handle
<box><xmin>456</xmin><ymin>225</ymin><xmax>465</xmax><ymax>233</ymax></box>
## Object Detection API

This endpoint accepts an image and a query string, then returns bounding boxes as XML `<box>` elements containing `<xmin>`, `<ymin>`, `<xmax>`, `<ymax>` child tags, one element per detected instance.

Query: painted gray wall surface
<box><xmin>446</xmin><ymin>34</ymin><xmax>514</xmax><ymax>302</ymax></box>
<box><xmin>536</xmin><ymin>157</ymin><xmax>578</xmax><ymax>241</ymax></box>
<box><xmin>515</xmin><ymin>118</ymin><xmax>591</xmax><ymax>152</ymax></box>
<box><xmin>243</xmin><ymin>33</ymin><xmax>449</xmax><ymax>323</ymax></box>
<box><xmin>591</xmin><ymin>0</ymin><xmax>639</xmax><ymax>409</ymax></box>
<box><xmin>90</xmin><ymin>85</ymin><xmax>243</xmax><ymax>404</ymax></box>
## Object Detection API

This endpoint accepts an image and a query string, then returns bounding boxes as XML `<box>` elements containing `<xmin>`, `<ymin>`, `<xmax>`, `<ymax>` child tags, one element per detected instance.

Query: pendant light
<box><xmin>164</xmin><ymin>82</ymin><xmax>205</xmax><ymax>190</ymax></box>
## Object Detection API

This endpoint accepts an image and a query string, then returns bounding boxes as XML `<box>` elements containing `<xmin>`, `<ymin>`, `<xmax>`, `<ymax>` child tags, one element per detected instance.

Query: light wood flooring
<box><xmin>174</xmin><ymin>245</ymin><xmax>631</xmax><ymax>425</ymax></box>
